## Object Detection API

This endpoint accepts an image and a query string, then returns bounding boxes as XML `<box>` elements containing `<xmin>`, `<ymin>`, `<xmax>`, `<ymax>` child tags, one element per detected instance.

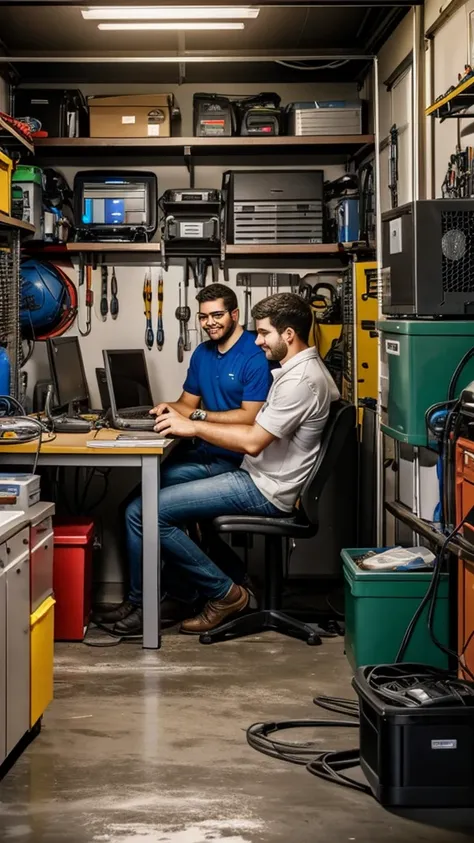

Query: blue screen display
<box><xmin>105</xmin><ymin>198</ymin><xmax>125</xmax><ymax>225</ymax></box>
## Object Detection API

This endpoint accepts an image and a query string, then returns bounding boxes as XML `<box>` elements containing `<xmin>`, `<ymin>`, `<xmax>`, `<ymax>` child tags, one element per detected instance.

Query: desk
<box><xmin>0</xmin><ymin>430</ymin><xmax>174</xmax><ymax>649</ymax></box>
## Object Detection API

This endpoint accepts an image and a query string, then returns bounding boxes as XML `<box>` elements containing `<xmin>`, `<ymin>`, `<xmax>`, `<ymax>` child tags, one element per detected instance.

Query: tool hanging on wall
<box><xmin>242</xmin><ymin>274</ymin><xmax>252</xmax><ymax>330</ymax></box>
<box><xmin>183</xmin><ymin>262</ymin><xmax>191</xmax><ymax>351</ymax></box>
<box><xmin>175</xmin><ymin>281</ymin><xmax>189</xmax><ymax>363</ymax></box>
<box><xmin>143</xmin><ymin>270</ymin><xmax>154</xmax><ymax>350</ymax></box>
<box><xmin>441</xmin><ymin>146</ymin><xmax>474</xmax><ymax>198</ymax></box>
<box><xmin>110</xmin><ymin>267</ymin><xmax>119</xmax><ymax>320</ymax></box>
<box><xmin>388</xmin><ymin>124</ymin><xmax>399</xmax><ymax>209</ymax></box>
<box><xmin>100</xmin><ymin>266</ymin><xmax>108</xmax><ymax>322</ymax></box>
<box><xmin>156</xmin><ymin>269</ymin><xmax>164</xmax><ymax>351</ymax></box>
<box><xmin>78</xmin><ymin>261</ymin><xmax>93</xmax><ymax>337</ymax></box>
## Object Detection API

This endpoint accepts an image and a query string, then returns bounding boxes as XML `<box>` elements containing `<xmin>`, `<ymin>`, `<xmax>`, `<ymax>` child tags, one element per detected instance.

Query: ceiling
<box><xmin>0</xmin><ymin>3</ymin><xmax>409</xmax><ymax>84</ymax></box>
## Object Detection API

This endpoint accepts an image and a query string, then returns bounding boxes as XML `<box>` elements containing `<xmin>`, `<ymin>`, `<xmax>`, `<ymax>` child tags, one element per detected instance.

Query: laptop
<box><xmin>103</xmin><ymin>349</ymin><xmax>156</xmax><ymax>430</ymax></box>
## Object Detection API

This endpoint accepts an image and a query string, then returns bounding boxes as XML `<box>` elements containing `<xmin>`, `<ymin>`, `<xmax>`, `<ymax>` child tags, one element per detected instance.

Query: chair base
<box><xmin>199</xmin><ymin>609</ymin><xmax>323</xmax><ymax>646</ymax></box>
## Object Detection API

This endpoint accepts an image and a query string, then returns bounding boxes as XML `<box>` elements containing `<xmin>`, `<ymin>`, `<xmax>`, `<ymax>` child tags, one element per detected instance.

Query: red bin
<box><xmin>53</xmin><ymin>519</ymin><xmax>95</xmax><ymax>641</ymax></box>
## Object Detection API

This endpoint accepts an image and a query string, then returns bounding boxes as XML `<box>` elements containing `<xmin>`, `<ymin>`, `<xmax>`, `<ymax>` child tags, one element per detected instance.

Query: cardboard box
<box><xmin>88</xmin><ymin>94</ymin><xmax>173</xmax><ymax>138</ymax></box>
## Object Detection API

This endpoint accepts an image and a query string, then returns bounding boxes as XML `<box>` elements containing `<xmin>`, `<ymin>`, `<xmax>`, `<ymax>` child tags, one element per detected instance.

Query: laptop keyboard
<box><xmin>119</xmin><ymin>407</ymin><xmax>154</xmax><ymax>419</ymax></box>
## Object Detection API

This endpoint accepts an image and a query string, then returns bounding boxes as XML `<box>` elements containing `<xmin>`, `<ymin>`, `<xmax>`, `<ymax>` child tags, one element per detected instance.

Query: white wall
<box><xmin>377</xmin><ymin>13</ymin><xmax>414</xmax><ymax>212</ymax></box>
<box><xmin>0</xmin><ymin>77</ymin><xmax>8</xmax><ymax>112</ymax></box>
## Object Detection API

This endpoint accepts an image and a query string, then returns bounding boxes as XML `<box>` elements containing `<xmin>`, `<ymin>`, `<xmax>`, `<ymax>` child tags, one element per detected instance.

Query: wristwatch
<box><xmin>190</xmin><ymin>409</ymin><xmax>208</xmax><ymax>422</ymax></box>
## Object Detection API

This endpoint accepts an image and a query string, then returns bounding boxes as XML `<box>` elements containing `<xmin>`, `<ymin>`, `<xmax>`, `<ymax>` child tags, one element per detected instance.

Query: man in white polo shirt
<box><xmin>147</xmin><ymin>292</ymin><xmax>339</xmax><ymax>634</ymax></box>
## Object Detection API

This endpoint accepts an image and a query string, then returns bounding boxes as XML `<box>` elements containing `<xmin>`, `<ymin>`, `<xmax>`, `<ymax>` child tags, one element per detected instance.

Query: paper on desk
<box><xmin>87</xmin><ymin>439</ymin><xmax>170</xmax><ymax>449</ymax></box>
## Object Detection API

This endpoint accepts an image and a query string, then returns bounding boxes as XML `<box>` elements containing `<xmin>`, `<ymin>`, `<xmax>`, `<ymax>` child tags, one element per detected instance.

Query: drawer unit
<box><xmin>0</xmin><ymin>566</ymin><xmax>5</xmax><ymax>764</ymax></box>
<box><xmin>5</xmin><ymin>552</ymin><xmax>30</xmax><ymax>757</ymax></box>
<box><xmin>6</xmin><ymin>526</ymin><xmax>29</xmax><ymax>566</ymax></box>
<box><xmin>30</xmin><ymin>520</ymin><xmax>53</xmax><ymax>613</ymax></box>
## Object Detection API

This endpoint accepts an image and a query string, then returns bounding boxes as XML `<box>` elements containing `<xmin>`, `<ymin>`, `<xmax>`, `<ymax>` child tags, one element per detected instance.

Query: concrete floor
<box><xmin>1</xmin><ymin>632</ymin><xmax>474</xmax><ymax>843</ymax></box>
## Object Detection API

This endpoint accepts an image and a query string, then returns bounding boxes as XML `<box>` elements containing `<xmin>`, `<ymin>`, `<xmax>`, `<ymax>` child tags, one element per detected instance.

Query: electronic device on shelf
<box><xmin>238</xmin><ymin>93</ymin><xmax>281</xmax><ymax>136</ymax></box>
<box><xmin>223</xmin><ymin>169</ymin><xmax>324</xmax><ymax>244</ymax></box>
<box><xmin>193</xmin><ymin>93</ymin><xmax>237</xmax><ymax>137</ymax></box>
<box><xmin>73</xmin><ymin>171</ymin><xmax>158</xmax><ymax>242</ymax></box>
<box><xmin>382</xmin><ymin>199</ymin><xmax>474</xmax><ymax>316</ymax></box>
<box><xmin>286</xmin><ymin>100</ymin><xmax>363</xmax><ymax>136</ymax></box>
<box><xmin>160</xmin><ymin>188</ymin><xmax>223</xmax><ymax>267</ymax></box>
<box><xmin>103</xmin><ymin>349</ymin><xmax>156</xmax><ymax>431</ymax></box>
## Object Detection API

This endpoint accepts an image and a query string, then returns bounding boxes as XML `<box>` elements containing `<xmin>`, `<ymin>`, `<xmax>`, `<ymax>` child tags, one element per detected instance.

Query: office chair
<box><xmin>200</xmin><ymin>399</ymin><xmax>356</xmax><ymax>646</ymax></box>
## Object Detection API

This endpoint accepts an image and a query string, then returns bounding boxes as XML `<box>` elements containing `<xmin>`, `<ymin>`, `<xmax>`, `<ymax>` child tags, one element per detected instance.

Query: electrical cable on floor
<box><xmin>246</xmin><ymin>694</ymin><xmax>369</xmax><ymax>795</ymax></box>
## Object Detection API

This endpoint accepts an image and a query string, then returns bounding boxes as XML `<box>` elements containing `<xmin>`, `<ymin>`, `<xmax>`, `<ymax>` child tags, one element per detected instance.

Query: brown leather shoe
<box><xmin>180</xmin><ymin>584</ymin><xmax>250</xmax><ymax>635</ymax></box>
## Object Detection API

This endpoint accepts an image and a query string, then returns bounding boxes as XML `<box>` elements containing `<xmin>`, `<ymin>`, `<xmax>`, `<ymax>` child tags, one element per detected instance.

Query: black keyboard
<box><xmin>119</xmin><ymin>406</ymin><xmax>153</xmax><ymax>420</ymax></box>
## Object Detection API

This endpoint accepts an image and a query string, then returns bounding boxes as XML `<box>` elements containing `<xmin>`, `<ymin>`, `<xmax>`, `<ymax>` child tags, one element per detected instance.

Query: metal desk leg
<box><xmin>141</xmin><ymin>455</ymin><xmax>161</xmax><ymax>649</ymax></box>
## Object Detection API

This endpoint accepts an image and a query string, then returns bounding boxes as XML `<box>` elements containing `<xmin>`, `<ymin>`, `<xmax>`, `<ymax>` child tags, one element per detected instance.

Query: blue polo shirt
<box><xmin>183</xmin><ymin>329</ymin><xmax>272</xmax><ymax>463</ymax></box>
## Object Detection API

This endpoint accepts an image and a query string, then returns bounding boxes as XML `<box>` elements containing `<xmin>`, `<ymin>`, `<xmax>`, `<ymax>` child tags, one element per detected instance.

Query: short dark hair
<box><xmin>196</xmin><ymin>283</ymin><xmax>238</xmax><ymax>312</ymax></box>
<box><xmin>251</xmin><ymin>293</ymin><xmax>312</xmax><ymax>342</ymax></box>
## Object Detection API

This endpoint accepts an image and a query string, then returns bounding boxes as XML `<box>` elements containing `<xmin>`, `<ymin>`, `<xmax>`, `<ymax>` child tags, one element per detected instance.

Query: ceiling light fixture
<box><xmin>83</xmin><ymin>7</ymin><xmax>259</xmax><ymax>20</ymax></box>
<box><xmin>98</xmin><ymin>22</ymin><xmax>245</xmax><ymax>30</ymax></box>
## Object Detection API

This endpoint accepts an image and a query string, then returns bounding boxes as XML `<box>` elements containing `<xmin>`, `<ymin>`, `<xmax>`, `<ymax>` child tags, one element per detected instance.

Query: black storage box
<box><xmin>193</xmin><ymin>94</ymin><xmax>237</xmax><ymax>137</ymax></box>
<box><xmin>353</xmin><ymin>666</ymin><xmax>474</xmax><ymax>807</ymax></box>
<box><xmin>223</xmin><ymin>169</ymin><xmax>324</xmax><ymax>244</ymax></box>
<box><xmin>382</xmin><ymin>200</ymin><xmax>474</xmax><ymax>317</ymax></box>
<box><xmin>14</xmin><ymin>88</ymin><xmax>89</xmax><ymax>138</ymax></box>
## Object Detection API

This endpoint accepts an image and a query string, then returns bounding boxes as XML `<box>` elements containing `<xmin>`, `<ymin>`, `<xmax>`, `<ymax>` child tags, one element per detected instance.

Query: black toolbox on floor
<box><xmin>353</xmin><ymin>665</ymin><xmax>474</xmax><ymax>807</ymax></box>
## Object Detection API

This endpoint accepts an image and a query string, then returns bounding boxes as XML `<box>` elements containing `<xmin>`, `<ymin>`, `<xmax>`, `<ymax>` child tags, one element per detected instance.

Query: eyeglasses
<box><xmin>197</xmin><ymin>310</ymin><xmax>229</xmax><ymax>323</ymax></box>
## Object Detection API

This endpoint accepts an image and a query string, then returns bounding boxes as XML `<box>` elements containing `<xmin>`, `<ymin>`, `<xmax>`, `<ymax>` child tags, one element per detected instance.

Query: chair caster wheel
<box><xmin>200</xmin><ymin>634</ymin><xmax>212</xmax><ymax>644</ymax></box>
<box><xmin>307</xmin><ymin>635</ymin><xmax>319</xmax><ymax>646</ymax></box>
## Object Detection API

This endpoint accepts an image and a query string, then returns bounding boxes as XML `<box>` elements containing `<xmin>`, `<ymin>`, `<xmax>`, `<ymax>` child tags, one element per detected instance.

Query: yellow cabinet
<box><xmin>30</xmin><ymin>596</ymin><xmax>55</xmax><ymax>728</ymax></box>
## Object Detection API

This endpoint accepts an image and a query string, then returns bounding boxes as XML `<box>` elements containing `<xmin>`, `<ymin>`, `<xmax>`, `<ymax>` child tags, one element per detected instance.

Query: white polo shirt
<box><xmin>242</xmin><ymin>347</ymin><xmax>339</xmax><ymax>512</ymax></box>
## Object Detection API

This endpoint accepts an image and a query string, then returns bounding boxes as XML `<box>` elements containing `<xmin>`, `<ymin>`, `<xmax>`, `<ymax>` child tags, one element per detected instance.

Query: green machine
<box><xmin>377</xmin><ymin>320</ymin><xmax>474</xmax><ymax>445</ymax></box>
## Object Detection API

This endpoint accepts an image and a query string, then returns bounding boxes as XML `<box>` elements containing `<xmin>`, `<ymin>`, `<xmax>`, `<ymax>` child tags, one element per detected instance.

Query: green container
<box><xmin>377</xmin><ymin>320</ymin><xmax>474</xmax><ymax>445</ymax></box>
<box><xmin>342</xmin><ymin>548</ymin><xmax>449</xmax><ymax>671</ymax></box>
<box><xmin>12</xmin><ymin>165</ymin><xmax>43</xmax><ymax>185</ymax></box>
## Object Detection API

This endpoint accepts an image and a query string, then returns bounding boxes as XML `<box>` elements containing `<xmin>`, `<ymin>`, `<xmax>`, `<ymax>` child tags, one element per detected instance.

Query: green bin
<box><xmin>377</xmin><ymin>320</ymin><xmax>474</xmax><ymax>445</ymax></box>
<box><xmin>342</xmin><ymin>548</ymin><xmax>449</xmax><ymax>671</ymax></box>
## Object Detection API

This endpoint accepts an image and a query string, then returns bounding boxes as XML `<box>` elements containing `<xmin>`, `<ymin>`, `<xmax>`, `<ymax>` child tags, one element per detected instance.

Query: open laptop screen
<box><xmin>105</xmin><ymin>350</ymin><xmax>153</xmax><ymax>409</ymax></box>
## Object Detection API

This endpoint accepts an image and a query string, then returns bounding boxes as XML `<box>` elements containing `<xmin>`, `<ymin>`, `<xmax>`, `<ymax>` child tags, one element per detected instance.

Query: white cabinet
<box><xmin>5</xmin><ymin>552</ymin><xmax>30</xmax><ymax>757</ymax></box>
<box><xmin>0</xmin><ymin>554</ymin><xmax>5</xmax><ymax>765</ymax></box>
<box><xmin>0</xmin><ymin>522</ymin><xmax>30</xmax><ymax>765</ymax></box>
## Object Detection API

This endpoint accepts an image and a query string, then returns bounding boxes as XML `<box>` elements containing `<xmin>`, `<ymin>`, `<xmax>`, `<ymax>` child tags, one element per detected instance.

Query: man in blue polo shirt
<box><xmin>96</xmin><ymin>283</ymin><xmax>272</xmax><ymax>636</ymax></box>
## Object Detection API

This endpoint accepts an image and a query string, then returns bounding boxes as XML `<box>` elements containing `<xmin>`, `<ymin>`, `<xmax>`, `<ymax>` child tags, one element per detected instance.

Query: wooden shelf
<box><xmin>0</xmin><ymin>212</ymin><xmax>35</xmax><ymax>234</ymax></box>
<box><xmin>426</xmin><ymin>75</ymin><xmax>474</xmax><ymax>120</ymax></box>
<box><xmin>34</xmin><ymin>134</ymin><xmax>374</xmax><ymax>159</ymax></box>
<box><xmin>226</xmin><ymin>243</ymin><xmax>341</xmax><ymax>255</ymax></box>
<box><xmin>66</xmin><ymin>242</ymin><xmax>160</xmax><ymax>253</ymax></box>
<box><xmin>0</xmin><ymin>115</ymin><xmax>34</xmax><ymax>155</ymax></box>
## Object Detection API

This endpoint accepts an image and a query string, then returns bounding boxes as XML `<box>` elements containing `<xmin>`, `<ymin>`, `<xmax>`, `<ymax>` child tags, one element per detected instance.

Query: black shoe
<box><xmin>98</xmin><ymin>606</ymin><xmax>143</xmax><ymax>638</ymax></box>
<box><xmin>92</xmin><ymin>600</ymin><xmax>136</xmax><ymax>625</ymax></box>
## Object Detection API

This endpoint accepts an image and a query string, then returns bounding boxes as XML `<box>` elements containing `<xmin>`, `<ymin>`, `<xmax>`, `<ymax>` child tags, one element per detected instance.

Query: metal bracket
<box><xmin>184</xmin><ymin>145</ymin><xmax>195</xmax><ymax>189</ymax></box>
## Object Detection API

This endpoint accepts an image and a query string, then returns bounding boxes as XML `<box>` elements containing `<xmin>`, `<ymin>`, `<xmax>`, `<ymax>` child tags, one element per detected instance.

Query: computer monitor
<box><xmin>103</xmin><ymin>350</ymin><xmax>153</xmax><ymax>410</ymax></box>
<box><xmin>47</xmin><ymin>336</ymin><xmax>90</xmax><ymax>411</ymax></box>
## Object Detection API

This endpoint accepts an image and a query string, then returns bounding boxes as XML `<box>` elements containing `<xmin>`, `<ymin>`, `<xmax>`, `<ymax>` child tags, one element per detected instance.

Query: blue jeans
<box><xmin>126</xmin><ymin>443</ymin><xmax>241</xmax><ymax>604</ymax></box>
<box><xmin>125</xmin><ymin>469</ymin><xmax>284</xmax><ymax>605</ymax></box>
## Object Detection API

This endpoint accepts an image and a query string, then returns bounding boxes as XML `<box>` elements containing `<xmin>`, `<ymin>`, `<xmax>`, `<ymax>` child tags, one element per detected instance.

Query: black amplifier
<box><xmin>161</xmin><ymin>188</ymin><xmax>221</xmax><ymax>206</ymax></box>
<box><xmin>223</xmin><ymin>170</ymin><xmax>324</xmax><ymax>244</ymax></box>
<box><xmin>193</xmin><ymin>94</ymin><xmax>236</xmax><ymax>137</ymax></box>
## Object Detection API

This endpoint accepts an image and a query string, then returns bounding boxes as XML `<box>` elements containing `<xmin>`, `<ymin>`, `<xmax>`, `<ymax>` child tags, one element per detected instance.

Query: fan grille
<box><xmin>441</xmin><ymin>210</ymin><xmax>474</xmax><ymax>294</ymax></box>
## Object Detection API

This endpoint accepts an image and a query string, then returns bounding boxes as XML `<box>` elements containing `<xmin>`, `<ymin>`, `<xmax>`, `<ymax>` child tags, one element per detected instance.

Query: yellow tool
<box><xmin>143</xmin><ymin>270</ymin><xmax>154</xmax><ymax>350</ymax></box>
<box><xmin>156</xmin><ymin>270</ymin><xmax>164</xmax><ymax>351</ymax></box>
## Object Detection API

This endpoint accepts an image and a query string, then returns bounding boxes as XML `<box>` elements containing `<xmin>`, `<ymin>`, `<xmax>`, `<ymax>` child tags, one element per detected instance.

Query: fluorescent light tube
<box><xmin>98</xmin><ymin>22</ymin><xmax>245</xmax><ymax>30</ymax></box>
<box><xmin>83</xmin><ymin>7</ymin><xmax>259</xmax><ymax>20</ymax></box>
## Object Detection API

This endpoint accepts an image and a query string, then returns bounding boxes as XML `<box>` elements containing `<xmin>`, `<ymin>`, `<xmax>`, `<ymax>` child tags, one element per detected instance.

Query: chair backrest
<box><xmin>298</xmin><ymin>399</ymin><xmax>356</xmax><ymax>526</ymax></box>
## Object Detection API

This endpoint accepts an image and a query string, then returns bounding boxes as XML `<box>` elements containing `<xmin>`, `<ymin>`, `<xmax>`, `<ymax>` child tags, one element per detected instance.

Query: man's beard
<box><xmin>268</xmin><ymin>337</ymin><xmax>288</xmax><ymax>361</ymax></box>
<box><xmin>205</xmin><ymin>319</ymin><xmax>236</xmax><ymax>344</ymax></box>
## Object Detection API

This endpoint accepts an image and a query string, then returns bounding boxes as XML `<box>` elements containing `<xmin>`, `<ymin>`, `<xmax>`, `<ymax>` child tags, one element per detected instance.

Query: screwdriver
<box><xmin>143</xmin><ymin>270</ymin><xmax>154</xmax><ymax>350</ymax></box>
<box><xmin>110</xmin><ymin>267</ymin><xmax>119</xmax><ymax>320</ymax></box>
<box><xmin>156</xmin><ymin>269</ymin><xmax>164</xmax><ymax>351</ymax></box>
